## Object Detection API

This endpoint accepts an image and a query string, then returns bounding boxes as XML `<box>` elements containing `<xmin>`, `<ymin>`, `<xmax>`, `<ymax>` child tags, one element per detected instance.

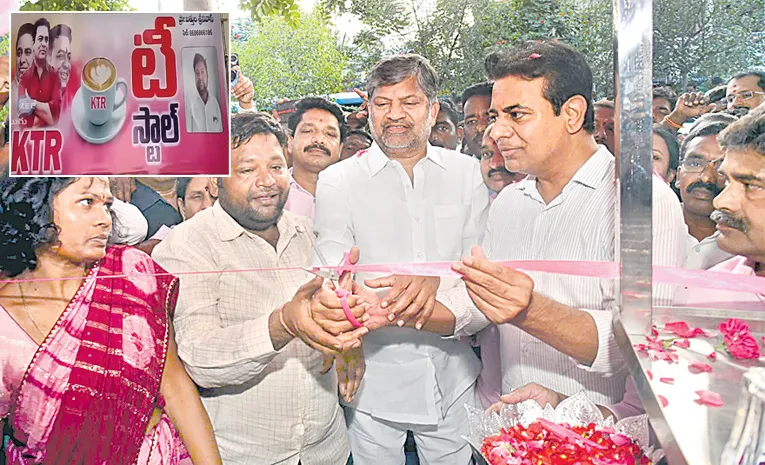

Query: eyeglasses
<box><xmin>725</xmin><ymin>91</ymin><xmax>765</xmax><ymax>105</ymax></box>
<box><xmin>680</xmin><ymin>157</ymin><xmax>723</xmax><ymax>173</ymax></box>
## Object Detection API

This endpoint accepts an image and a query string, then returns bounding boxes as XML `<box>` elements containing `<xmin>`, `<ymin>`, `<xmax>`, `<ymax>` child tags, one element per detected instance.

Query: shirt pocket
<box><xmin>433</xmin><ymin>205</ymin><xmax>469</xmax><ymax>259</ymax></box>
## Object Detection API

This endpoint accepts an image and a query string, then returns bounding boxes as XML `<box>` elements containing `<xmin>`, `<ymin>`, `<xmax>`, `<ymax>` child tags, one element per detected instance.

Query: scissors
<box><xmin>303</xmin><ymin>233</ymin><xmax>362</xmax><ymax>329</ymax></box>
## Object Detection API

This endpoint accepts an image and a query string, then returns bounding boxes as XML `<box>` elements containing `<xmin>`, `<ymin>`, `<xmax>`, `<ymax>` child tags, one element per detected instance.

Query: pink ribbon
<box><xmin>314</xmin><ymin>260</ymin><xmax>764</xmax><ymax>296</ymax></box>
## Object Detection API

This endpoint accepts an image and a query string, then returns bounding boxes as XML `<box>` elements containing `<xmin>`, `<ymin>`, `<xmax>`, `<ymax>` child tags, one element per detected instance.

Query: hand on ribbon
<box><xmin>364</xmin><ymin>274</ymin><xmax>440</xmax><ymax>330</ymax></box>
<box><xmin>452</xmin><ymin>246</ymin><xmax>535</xmax><ymax>325</ymax></box>
<box><xmin>489</xmin><ymin>382</ymin><xmax>564</xmax><ymax>414</ymax></box>
<box><xmin>309</xmin><ymin>282</ymin><xmax>369</xmax><ymax>336</ymax></box>
<box><xmin>282</xmin><ymin>276</ymin><xmax>369</xmax><ymax>356</ymax></box>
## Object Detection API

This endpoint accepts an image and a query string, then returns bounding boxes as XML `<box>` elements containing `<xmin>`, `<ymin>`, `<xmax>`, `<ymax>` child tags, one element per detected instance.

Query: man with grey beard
<box><xmin>674</xmin><ymin>104</ymin><xmax>765</xmax><ymax>308</ymax></box>
<box><xmin>313</xmin><ymin>54</ymin><xmax>489</xmax><ymax>464</ymax></box>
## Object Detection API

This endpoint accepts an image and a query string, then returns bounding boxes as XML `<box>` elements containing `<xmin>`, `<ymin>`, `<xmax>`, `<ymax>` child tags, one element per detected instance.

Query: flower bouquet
<box><xmin>465</xmin><ymin>392</ymin><xmax>664</xmax><ymax>465</ymax></box>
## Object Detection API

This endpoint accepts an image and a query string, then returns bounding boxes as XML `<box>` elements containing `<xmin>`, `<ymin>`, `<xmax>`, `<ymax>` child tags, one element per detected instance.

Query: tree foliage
<box><xmin>232</xmin><ymin>10</ymin><xmax>350</xmax><ymax>106</ymax></box>
<box><xmin>19</xmin><ymin>0</ymin><xmax>132</xmax><ymax>11</ymax></box>
<box><xmin>237</xmin><ymin>0</ymin><xmax>764</xmax><ymax>104</ymax></box>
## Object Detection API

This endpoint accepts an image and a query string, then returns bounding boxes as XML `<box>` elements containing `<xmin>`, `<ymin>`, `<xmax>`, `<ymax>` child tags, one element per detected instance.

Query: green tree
<box><xmin>19</xmin><ymin>0</ymin><xmax>132</xmax><ymax>11</ymax></box>
<box><xmin>653</xmin><ymin>0</ymin><xmax>765</xmax><ymax>87</ymax></box>
<box><xmin>233</xmin><ymin>9</ymin><xmax>351</xmax><ymax>107</ymax></box>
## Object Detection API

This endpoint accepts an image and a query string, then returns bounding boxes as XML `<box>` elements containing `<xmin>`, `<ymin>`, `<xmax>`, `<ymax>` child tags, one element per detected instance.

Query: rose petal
<box><xmin>673</xmin><ymin>338</ymin><xmax>690</xmax><ymax>348</ymax></box>
<box><xmin>659</xmin><ymin>377</ymin><xmax>675</xmax><ymax>384</ymax></box>
<box><xmin>611</xmin><ymin>433</ymin><xmax>631</xmax><ymax>446</ymax></box>
<box><xmin>664</xmin><ymin>321</ymin><xmax>690</xmax><ymax>334</ymax></box>
<box><xmin>647</xmin><ymin>370</ymin><xmax>653</xmax><ymax>380</ymax></box>
<box><xmin>658</xmin><ymin>395</ymin><xmax>669</xmax><ymax>407</ymax></box>
<box><xmin>665</xmin><ymin>321</ymin><xmax>706</xmax><ymax>338</ymax></box>
<box><xmin>695</xmin><ymin>389</ymin><xmax>724</xmax><ymax>407</ymax></box>
<box><xmin>708</xmin><ymin>351</ymin><xmax>717</xmax><ymax>360</ymax></box>
<box><xmin>689</xmin><ymin>361</ymin><xmax>713</xmax><ymax>373</ymax></box>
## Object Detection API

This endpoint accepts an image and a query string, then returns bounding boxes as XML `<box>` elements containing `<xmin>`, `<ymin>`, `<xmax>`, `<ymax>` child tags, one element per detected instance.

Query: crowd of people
<box><xmin>1</xmin><ymin>38</ymin><xmax>764</xmax><ymax>465</ymax></box>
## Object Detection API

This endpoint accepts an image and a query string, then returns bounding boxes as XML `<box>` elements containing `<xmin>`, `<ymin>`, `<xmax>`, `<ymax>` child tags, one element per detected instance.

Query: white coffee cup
<box><xmin>81</xmin><ymin>57</ymin><xmax>127</xmax><ymax>126</ymax></box>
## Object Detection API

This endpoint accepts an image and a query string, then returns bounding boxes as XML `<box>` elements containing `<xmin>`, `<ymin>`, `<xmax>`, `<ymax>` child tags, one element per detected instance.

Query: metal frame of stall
<box><xmin>612</xmin><ymin>0</ymin><xmax>757</xmax><ymax>463</ymax></box>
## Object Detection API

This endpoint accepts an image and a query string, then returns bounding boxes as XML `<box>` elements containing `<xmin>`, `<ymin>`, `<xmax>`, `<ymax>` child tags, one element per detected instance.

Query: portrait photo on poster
<box><xmin>183</xmin><ymin>46</ymin><xmax>224</xmax><ymax>134</ymax></box>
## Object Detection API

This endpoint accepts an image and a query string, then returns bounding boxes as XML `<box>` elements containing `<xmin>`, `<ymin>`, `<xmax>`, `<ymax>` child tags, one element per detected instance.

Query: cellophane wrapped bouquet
<box><xmin>465</xmin><ymin>392</ymin><xmax>665</xmax><ymax>465</ymax></box>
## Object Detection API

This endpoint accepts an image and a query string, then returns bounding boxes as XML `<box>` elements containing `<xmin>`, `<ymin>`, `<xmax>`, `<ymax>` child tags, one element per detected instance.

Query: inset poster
<box><xmin>9</xmin><ymin>12</ymin><xmax>230</xmax><ymax>176</ymax></box>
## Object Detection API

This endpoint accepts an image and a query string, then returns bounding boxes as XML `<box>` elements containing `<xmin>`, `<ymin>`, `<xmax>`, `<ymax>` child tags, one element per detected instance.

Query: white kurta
<box><xmin>313</xmin><ymin>143</ymin><xmax>489</xmax><ymax>426</ymax></box>
<box><xmin>188</xmin><ymin>90</ymin><xmax>223</xmax><ymax>133</ymax></box>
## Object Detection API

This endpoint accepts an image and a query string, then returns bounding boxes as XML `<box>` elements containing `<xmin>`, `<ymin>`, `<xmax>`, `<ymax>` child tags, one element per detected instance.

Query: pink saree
<box><xmin>1</xmin><ymin>245</ymin><xmax>191</xmax><ymax>465</ymax></box>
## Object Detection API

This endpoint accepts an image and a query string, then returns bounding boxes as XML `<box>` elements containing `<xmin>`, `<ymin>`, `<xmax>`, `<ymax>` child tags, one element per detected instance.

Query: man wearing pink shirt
<box><xmin>284</xmin><ymin>97</ymin><xmax>346</xmax><ymax>221</ymax></box>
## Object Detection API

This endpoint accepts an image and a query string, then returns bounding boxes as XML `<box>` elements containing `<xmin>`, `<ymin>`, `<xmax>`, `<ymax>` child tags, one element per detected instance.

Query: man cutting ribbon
<box><xmin>152</xmin><ymin>112</ymin><xmax>367</xmax><ymax>465</ymax></box>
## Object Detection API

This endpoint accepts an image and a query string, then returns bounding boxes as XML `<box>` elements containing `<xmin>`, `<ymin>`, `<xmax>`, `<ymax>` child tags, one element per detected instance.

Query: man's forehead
<box><xmin>373</xmin><ymin>76</ymin><xmax>426</xmax><ymax>99</ymax></box>
<box><xmin>297</xmin><ymin>108</ymin><xmax>340</xmax><ymax>128</ymax></box>
<box><xmin>728</xmin><ymin>75</ymin><xmax>764</xmax><ymax>92</ymax></box>
<box><xmin>720</xmin><ymin>148</ymin><xmax>765</xmax><ymax>176</ymax></box>
<box><xmin>464</xmin><ymin>94</ymin><xmax>491</xmax><ymax>114</ymax></box>
<box><xmin>684</xmin><ymin>134</ymin><xmax>722</xmax><ymax>159</ymax></box>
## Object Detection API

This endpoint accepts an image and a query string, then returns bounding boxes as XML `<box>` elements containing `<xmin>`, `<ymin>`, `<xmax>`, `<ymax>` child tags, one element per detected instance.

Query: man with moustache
<box><xmin>726</xmin><ymin>70</ymin><xmax>765</xmax><ymax>115</ymax></box>
<box><xmin>461</xmin><ymin>82</ymin><xmax>493</xmax><ymax>157</ymax></box>
<box><xmin>18</xmin><ymin>18</ymin><xmax>61</xmax><ymax>128</ymax></box>
<box><xmin>153</xmin><ymin>112</ymin><xmax>369</xmax><ymax>465</ymax></box>
<box><xmin>675</xmin><ymin>107</ymin><xmax>765</xmax><ymax>304</ymax></box>
<box><xmin>313</xmin><ymin>54</ymin><xmax>488</xmax><ymax>464</ymax></box>
<box><xmin>429</xmin><ymin>97</ymin><xmax>462</xmax><ymax>151</ymax></box>
<box><xmin>13</xmin><ymin>23</ymin><xmax>35</xmax><ymax>100</ymax></box>
<box><xmin>188</xmin><ymin>52</ymin><xmax>223</xmax><ymax>133</ymax></box>
<box><xmin>284</xmin><ymin>97</ymin><xmax>345</xmax><ymax>221</ymax></box>
<box><xmin>479</xmin><ymin>123</ymin><xmax>525</xmax><ymax>202</ymax></box>
<box><xmin>676</xmin><ymin>114</ymin><xmax>737</xmax><ymax>269</ymax></box>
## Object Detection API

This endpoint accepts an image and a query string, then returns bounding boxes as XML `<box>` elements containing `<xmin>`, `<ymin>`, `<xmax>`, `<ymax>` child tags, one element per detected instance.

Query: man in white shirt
<box><xmin>313</xmin><ymin>54</ymin><xmax>489</xmax><ymax>465</ymax></box>
<box><xmin>422</xmin><ymin>41</ymin><xmax>628</xmax><ymax>406</ymax></box>
<box><xmin>676</xmin><ymin>113</ymin><xmax>737</xmax><ymax>269</ymax></box>
<box><xmin>188</xmin><ymin>53</ymin><xmax>223</xmax><ymax>133</ymax></box>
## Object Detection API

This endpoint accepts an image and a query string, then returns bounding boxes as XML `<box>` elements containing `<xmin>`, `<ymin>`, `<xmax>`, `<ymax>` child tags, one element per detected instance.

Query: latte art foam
<box><xmin>83</xmin><ymin>58</ymin><xmax>116</xmax><ymax>91</ymax></box>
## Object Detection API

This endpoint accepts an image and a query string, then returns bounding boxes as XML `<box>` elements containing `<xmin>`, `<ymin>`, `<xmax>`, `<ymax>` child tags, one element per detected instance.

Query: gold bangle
<box><xmin>663</xmin><ymin>116</ymin><xmax>683</xmax><ymax>129</ymax></box>
<box><xmin>279</xmin><ymin>303</ymin><xmax>297</xmax><ymax>338</ymax></box>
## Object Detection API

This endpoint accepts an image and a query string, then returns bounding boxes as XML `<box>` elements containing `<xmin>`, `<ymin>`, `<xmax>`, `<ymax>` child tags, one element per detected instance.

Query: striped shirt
<box><xmin>439</xmin><ymin>146</ymin><xmax>628</xmax><ymax>405</ymax></box>
<box><xmin>153</xmin><ymin>202</ymin><xmax>349</xmax><ymax>465</ymax></box>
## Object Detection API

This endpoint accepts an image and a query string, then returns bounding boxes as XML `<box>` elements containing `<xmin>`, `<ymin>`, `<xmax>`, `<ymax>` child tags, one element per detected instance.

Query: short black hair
<box><xmin>718</xmin><ymin>104</ymin><xmax>765</xmax><ymax>156</ymax></box>
<box><xmin>33</xmin><ymin>18</ymin><xmax>51</xmax><ymax>37</ymax></box>
<box><xmin>15</xmin><ymin>23</ymin><xmax>35</xmax><ymax>48</ymax></box>
<box><xmin>346</xmin><ymin>129</ymin><xmax>372</xmax><ymax>144</ymax></box>
<box><xmin>231</xmin><ymin>112</ymin><xmax>289</xmax><ymax>151</ymax></box>
<box><xmin>287</xmin><ymin>97</ymin><xmax>347</xmax><ymax>142</ymax></box>
<box><xmin>461</xmin><ymin>82</ymin><xmax>493</xmax><ymax>110</ymax></box>
<box><xmin>50</xmin><ymin>24</ymin><xmax>72</xmax><ymax>44</ymax></box>
<box><xmin>484</xmin><ymin>41</ymin><xmax>595</xmax><ymax>132</ymax></box>
<box><xmin>653</xmin><ymin>86</ymin><xmax>677</xmax><ymax>109</ymax></box>
<box><xmin>729</xmin><ymin>69</ymin><xmax>765</xmax><ymax>92</ymax></box>
<box><xmin>193</xmin><ymin>53</ymin><xmax>207</xmax><ymax>71</ymax></box>
<box><xmin>680</xmin><ymin>113</ymin><xmax>737</xmax><ymax>161</ymax></box>
<box><xmin>176</xmin><ymin>177</ymin><xmax>191</xmax><ymax>199</ymax></box>
<box><xmin>0</xmin><ymin>177</ymin><xmax>118</xmax><ymax>278</ymax></box>
<box><xmin>653</xmin><ymin>125</ymin><xmax>680</xmax><ymax>173</ymax></box>
<box><xmin>437</xmin><ymin>97</ymin><xmax>459</xmax><ymax>126</ymax></box>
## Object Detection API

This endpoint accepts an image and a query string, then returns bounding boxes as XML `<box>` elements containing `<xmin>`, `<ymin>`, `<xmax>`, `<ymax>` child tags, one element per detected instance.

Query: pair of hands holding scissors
<box><xmin>287</xmin><ymin>245</ymin><xmax>537</xmax><ymax>354</ymax></box>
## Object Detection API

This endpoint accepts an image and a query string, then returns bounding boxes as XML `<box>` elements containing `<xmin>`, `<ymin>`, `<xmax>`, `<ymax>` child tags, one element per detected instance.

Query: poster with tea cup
<box><xmin>8</xmin><ymin>12</ymin><xmax>230</xmax><ymax>176</ymax></box>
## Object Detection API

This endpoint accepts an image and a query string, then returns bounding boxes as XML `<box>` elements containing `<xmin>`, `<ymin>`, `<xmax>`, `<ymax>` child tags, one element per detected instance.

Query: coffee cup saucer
<box><xmin>71</xmin><ymin>87</ymin><xmax>127</xmax><ymax>144</ymax></box>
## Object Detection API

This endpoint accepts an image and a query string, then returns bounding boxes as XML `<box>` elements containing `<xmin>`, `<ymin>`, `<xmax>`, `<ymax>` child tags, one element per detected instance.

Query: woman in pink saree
<box><xmin>0</xmin><ymin>177</ymin><xmax>222</xmax><ymax>465</ymax></box>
